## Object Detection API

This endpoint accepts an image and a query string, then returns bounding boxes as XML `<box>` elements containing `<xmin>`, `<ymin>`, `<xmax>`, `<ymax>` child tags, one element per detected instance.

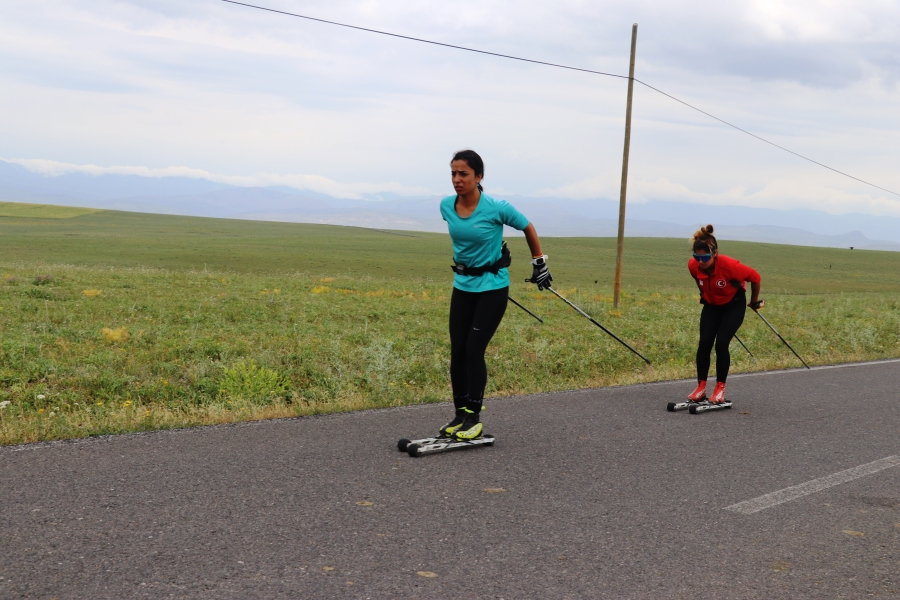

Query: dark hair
<box><xmin>451</xmin><ymin>149</ymin><xmax>484</xmax><ymax>192</ymax></box>
<box><xmin>691</xmin><ymin>224</ymin><xmax>717</xmax><ymax>253</ymax></box>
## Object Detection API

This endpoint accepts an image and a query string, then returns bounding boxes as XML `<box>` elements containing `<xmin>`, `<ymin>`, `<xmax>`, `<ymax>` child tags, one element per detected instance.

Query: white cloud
<box><xmin>743</xmin><ymin>0</ymin><xmax>893</xmax><ymax>42</ymax></box>
<box><xmin>2</xmin><ymin>157</ymin><xmax>434</xmax><ymax>199</ymax></box>
<box><xmin>0</xmin><ymin>0</ymin><xmax>899</xmax><ymax>215</ymax></box>
<box><xmin>6</xmin><ymin>158</ymin><xmax>211</xmax><ymax>179</ymax></box>
<box><xmin>537</xmin><ymin>174</ymin><xmax>900</xmax><ymax>217</ymax></box>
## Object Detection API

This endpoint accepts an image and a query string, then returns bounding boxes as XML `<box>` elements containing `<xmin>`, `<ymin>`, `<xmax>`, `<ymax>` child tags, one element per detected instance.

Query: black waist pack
<box><xmin>451</xmin><ymin>242</ymin><xmax>511</xmax><ymax>277</ymax></box>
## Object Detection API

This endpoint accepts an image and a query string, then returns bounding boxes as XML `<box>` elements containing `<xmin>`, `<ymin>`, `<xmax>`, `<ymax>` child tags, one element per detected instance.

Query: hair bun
<box><xmin>691</xmin><ymin>224</ymin><xmax>718</xmax><ymax>251</ymax></box>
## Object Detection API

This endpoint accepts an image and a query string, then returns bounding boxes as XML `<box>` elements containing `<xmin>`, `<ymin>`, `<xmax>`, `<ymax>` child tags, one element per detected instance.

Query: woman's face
<box><xmin>451</xmin><ymin>160</ymin><xmax>483</xmax><ymax>196</ymax></box>
<box><xmin>694</xmin><ymin>247</ymin><xmax>717</xmax><ymax>270</ymax></box>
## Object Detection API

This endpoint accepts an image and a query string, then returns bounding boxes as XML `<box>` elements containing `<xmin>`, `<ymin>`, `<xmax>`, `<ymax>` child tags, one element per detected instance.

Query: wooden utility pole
<box><xmin>613</xmin><ymin>23</ymin><xmax>637</xmax><ymax>309</ymax></box>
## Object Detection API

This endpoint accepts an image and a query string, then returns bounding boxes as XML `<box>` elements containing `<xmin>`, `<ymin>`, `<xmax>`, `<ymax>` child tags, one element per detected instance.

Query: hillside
<box><xmin>0</xmin><ymin>204</ymin><xmax>897</xmax><ymax>294</ymax></box>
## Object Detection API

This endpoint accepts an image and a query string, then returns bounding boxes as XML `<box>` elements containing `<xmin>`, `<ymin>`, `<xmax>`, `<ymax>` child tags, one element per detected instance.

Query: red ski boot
<box><xmin>709</xmin><ymin>381</ymin><xmax>727</xmax><ymax>404</ymax></box>
<box><xmin>687</xmin><ymin>381</ymin><xmax>707</xmax><ymax>402</ymax></box>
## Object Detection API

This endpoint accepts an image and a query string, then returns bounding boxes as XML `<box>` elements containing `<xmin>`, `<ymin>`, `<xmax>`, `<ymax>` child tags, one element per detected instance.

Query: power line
<box><xmin>218</xmin><ymin>0</ymin><xmax>628</xmax><ymax>80</ymax></box>
<box><xmin>633</xmin><ymin>80</ymin><xmax>900</xmax><ymax>198</ymax></box>
<box><xmin>218</xmin><ymin>0</ymin><xmax>900</xmax><ymax>198</ymax></box>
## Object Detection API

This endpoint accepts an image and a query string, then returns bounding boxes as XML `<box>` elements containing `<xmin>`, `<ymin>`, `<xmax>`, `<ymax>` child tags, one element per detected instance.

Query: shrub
<box><xmin>219</xmin><ymin>360</ymin><xmax>287</xmax><ymax>405</ymax></box>
<box><xmin>24</xmin><ymin>288</ymin><xmax>62</xmax><ymax>300</ymax></box>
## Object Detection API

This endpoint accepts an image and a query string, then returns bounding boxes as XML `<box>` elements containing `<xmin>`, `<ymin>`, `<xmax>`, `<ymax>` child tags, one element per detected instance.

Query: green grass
<box><xmin>0</xmin><ymin>201</ymin><xmax>103</xmax><ymax>219</ymax></box>
<box><xmin>1</xmin><ymin>206</ymin><xmax>899</xmax><ymax>445</ymax></box>
<box><xmin>0</xmin><ymin>208</ymin><xmax>896</xmax><ymax>291</ymax></box>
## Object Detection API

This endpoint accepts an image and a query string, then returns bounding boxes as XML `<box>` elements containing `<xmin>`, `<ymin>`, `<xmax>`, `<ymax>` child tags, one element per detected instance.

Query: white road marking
<box><xmin>724</xmin><ymin>455</ymin><xmax>900</xmax><ymax>514</ymax></box>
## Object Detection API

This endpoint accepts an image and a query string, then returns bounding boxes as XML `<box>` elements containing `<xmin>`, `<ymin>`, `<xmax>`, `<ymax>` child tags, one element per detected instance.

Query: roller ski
<box><xmin>667</xmin><ymin>380</ymin><xmax>708</xmax><ymax>412</ymax></box>
<box><xmin>398</xmin><ymin>404</ymin><xmax>494</xmax><ymax>457</ymax></box>
<box><xmin>397</xmin><ymin>434</ymin><xmax>495</xmax><ymax>458</ymax></box>
<box><xmin>688</xmin><ymin>381</ymin><xmax>732</xmax><ymax>414</ymax></box>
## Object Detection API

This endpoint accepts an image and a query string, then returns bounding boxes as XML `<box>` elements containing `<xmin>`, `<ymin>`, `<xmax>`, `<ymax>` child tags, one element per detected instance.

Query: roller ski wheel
<box><xmin>688</xmin><ymin>400</ymin><xmax>733</xmax><ymax>414</ymax></box>
<box><xmin>398</xmin><ymin>434</ymin><xmax>495</xmax><ymax>458</ymax></box>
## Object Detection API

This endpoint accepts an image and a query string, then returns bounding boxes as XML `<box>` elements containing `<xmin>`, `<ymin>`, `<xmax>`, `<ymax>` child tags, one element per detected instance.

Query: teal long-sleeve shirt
<box><xmin>440</xmin><ymin>193</ymin><xmax>530</xmax><ymax>292</ymax></box>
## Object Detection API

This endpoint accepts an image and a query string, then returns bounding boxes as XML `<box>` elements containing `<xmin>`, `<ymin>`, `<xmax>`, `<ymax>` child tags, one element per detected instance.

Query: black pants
<box><xmin>697</xmin><ymin>291</ymin><xmax>746</xmax><ymax>383</ymax></box>
<box><xmin>449</xmin><ymin>286</ymin><xmax>508</xmax><ymax>402</ymax></box>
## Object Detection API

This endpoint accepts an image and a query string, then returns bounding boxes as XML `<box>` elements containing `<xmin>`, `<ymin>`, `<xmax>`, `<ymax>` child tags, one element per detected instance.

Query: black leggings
<box><xmin>697</xmin><ymin>291</ymin><xmax>746</xmax><ymax>383</ymax></box>
<box><xmin>449</xmin><ymin>286</ymin><xmax>508</xmax><ymax>402</ymax></box>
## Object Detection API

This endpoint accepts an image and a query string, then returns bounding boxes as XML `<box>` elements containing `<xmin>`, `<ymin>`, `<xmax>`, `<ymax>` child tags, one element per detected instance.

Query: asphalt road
<box><xmin>2</xmin><ymin>360</ymin><xmax>899</xmax><ymax>599</ymax></box>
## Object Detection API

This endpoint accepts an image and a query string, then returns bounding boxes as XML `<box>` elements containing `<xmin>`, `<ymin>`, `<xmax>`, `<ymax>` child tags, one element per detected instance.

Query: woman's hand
<box><xmin>528</xmin><ymin>256</ymin><xmax>553</xmax><ymax>290</ymax></box>
<box><xmin>749</xmin><ymin>281</ymin><xmax>762</xmax><ymax>309</ymax></box>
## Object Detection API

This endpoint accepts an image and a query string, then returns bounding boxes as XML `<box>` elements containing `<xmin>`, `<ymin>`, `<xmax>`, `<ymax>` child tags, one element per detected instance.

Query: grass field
<box><xmin>1</xmin><ymin>207</ymin><xmax>899</xmax><ymax>445</ymax></box>
<box><xmin>0</xmin><ymin>201</ymin><xmax>102</xmax><ymax>219</ymax></box>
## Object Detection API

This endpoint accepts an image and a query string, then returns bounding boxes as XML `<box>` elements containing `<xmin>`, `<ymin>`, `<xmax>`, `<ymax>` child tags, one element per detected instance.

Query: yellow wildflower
<box><xmin>83</xmin><ymin>289</ymin><xmax>103</xmax><ymax>297</ymax></box>
<box><xmin>311</xmin><ymin>286</ymin><xmax>329</xmax><ymax>294</ymax></box>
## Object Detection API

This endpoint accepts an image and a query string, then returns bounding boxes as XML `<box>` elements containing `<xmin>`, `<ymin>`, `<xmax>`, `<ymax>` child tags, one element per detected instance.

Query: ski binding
<box><xmin>688</xmin><ymin>400</ymin><xmax>733</xmax><ymax>414</ymax></box>
<box><xmin>397</xmin><ymin>435</ymin><xmax>495</xmax><ymax>458</ymax></box>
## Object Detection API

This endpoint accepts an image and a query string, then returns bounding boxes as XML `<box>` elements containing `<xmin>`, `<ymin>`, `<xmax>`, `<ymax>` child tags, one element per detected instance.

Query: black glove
<box><xmin>748</xmin><ymin>299</ymin><xmax>765</xmax><ymax>310</ymax></box>
<box><xmin>526</xmin><ymin>255</ymin><xmax>553</xmax><ymax>290</ymax></box>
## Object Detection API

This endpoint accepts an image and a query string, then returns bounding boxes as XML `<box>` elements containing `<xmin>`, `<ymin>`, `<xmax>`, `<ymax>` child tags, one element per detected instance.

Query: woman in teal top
<box><xmin>439</xmin><ymin>150</ymin><xmax>552</xmax><ymax>440</ymax></box>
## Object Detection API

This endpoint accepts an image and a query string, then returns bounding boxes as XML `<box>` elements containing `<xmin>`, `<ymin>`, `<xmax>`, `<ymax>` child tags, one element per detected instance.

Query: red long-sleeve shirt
<box><xmin>688</xmin><ymin>254</ymin><xmax>761</xmax><ymax>306</ymax></box>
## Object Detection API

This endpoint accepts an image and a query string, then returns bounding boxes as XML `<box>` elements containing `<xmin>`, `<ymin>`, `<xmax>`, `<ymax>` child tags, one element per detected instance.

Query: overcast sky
<box><xmin>1</xmin><ymin>0</ymin><xmax>899</xmax><ymax>215</ymax></box>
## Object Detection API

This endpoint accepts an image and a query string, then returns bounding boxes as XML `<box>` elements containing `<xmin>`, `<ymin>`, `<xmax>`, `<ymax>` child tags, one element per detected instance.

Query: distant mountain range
<box><xmin>2</xmin><ymin>159</ymin><xmax>898</xmax><ymax>251</ymax></box>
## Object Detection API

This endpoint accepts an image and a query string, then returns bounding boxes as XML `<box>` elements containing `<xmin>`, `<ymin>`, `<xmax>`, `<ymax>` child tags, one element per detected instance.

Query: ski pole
<box><xmin>752</xmin><ymin>308</ymin><xmax>810</xmax><ymax>369</ymax></box>
<box><xmin>733</xmin><ymin>334</ymin><xmax>754</xmax><ymax>358</ymax></box>
<box><xmin>545</xmin><ymin>286</ymin><xmax>651</xmax><ymax>365</ymax></box>
<box><xmin>508</xmin><ymin>295</ymin><xmax>543</xmax><ymax>324</ymax></box>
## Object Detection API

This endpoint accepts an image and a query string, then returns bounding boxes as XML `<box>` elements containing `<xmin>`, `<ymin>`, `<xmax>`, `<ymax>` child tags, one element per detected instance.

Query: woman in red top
<box><xmin>687</xmin><ymin>225</ymin><xmax>763</xmax><ymax>404</ymax></box>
